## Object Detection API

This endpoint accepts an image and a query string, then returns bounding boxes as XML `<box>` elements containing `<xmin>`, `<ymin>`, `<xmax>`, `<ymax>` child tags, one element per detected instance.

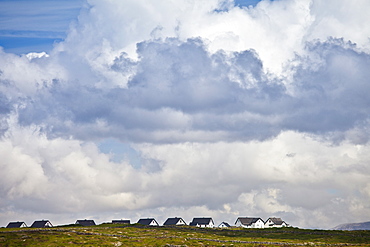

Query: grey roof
<box><xmin>137</xmin><ymin>218</ymin><xmax>159</xmax><ymax>226</ymax></box>
<box><xmin>235</xmin><ymin>217</ymin><xmax>263</xmax><ymax>226</ymax></box>
<box><xmin>76</xmin><ymin>219</ymin><xmax>96</xmax><ymax>226</ymax></box>
<box><xmin>266</xmin><ymin>217</ymin><xmax>285</xmax><ymax>225</ymax></box>
<box><xmin>163</xmin><ymin>217</ymin><xmax>186</xmax><ymax>226</ymax></box>
<box><xmin>112</xmin><ymin>220</ymin><xmax>130</xmax><ymax>224</ymax></box>
<box><xmin>31</xmin><ymin>220</ymin><xmax>53</xmax><ymax>228</ymax></box>
<box><xmin>189</xmin><ymin>217</ymin><xmax>213</xmax><ymax>226</ymax></box>
<box><xmin>6</xmin><ymin>222</ymin><xmax>27</xmax><ymax>228</ymax></box>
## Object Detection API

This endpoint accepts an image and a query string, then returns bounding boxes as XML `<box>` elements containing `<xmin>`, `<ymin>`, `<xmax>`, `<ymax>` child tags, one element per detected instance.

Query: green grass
<box><xmin>1</xmin><ymin>225</ymin><xmax>369</xmax><ymax>246</ymax></box>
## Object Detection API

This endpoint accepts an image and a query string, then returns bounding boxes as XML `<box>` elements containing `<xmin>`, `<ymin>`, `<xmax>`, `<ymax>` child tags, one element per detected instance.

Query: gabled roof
<box><xmin>6</xmin><ymin>222</ymin><xmax>27</xmax><ymax>228</ymax></box>
<box><xmin>31</xmin><ymin>220</ymin><xmax>53</xmax><ymax>228</ymax></box>
<box><xmin>112</xmin><ymin>220</ymin><xmax>130</xmax><ymax>224</ymax></box>
<box><xmin>76</xmin><ymin>219</ymin><xmax>96</xmax><ymax>226</ymax></box>
<box><xmin>266</xmin><ymin>217</ymin><xmax>285</xmax><ymax>225</ymax></box>
<box><xmin>218</xmin><ymin>222</ymin><xmax>231</xmax><ymax>227</ymax></box>
<box><xmin>189</xmin><ymin>217</ymin><xmax>214</xmax><ymax>226</ymax></box>
<box><xmin>235</xmin><ymin>217</ymin><xmax>263</xmax><ymax>226</ymax></box>
<box><xmin>163</xmin><ymin>217</ymin><xmax>186</xmax><ymax>225</ymax></box>
<box><xmin>137</xmin><ymin>218</ymin><xmax>159</xmax><ymax>226</ymax></box>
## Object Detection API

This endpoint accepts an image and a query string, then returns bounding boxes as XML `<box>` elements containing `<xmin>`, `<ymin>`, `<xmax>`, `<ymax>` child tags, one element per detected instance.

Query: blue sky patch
<box><xmin>98</xmin><ymin>139</ymin><xmax>142</xmax><ymax>168</ymax></box>
<box><xmin>234</xmin><ymin>0</ymin><xmax>263</xmax><ymax>7</ymax></box>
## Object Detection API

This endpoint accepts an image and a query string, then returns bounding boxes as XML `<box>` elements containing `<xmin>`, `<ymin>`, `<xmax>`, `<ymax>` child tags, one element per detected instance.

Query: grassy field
<box><xmin>1</xmin><ymin>224</ymin><xmax>369</xmax><ymax>246</ymax></box>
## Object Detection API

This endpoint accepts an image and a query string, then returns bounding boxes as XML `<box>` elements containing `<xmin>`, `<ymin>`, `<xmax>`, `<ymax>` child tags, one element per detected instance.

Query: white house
<box><xmin>112</xmin><ymin>220</ymin><xmax>130</xmax><ymax>224</ymax></box>
<box><xmin>30</xmin><ymin>220</ymin><xmax>53</xmax><ymax>228</ymax></box>
<box><xmin>163</xmin><ymin>217</ymin><xmax>187</xmax><ymax>226</ymax></box>
<box><xmin>189</xmin><ymin>217</ymin><xmax>214</xmax><ymax>228</ymax></box>
<box><xmin>137</xmin><ymin>218</ymin><xmax>159</xmax><ymax>226</ymax></box>
<box><xmin>235</xmin><ymin>217</ymin><xmax>265</xmax><ymax>228</ymax></box>
<box><xmin>218</xmin><ymin>222</ymin><xmax>231</xmax><ymax>228</ymax></box>
<box><xmin>264</xmin><ymin>217</ymin><xmax>288</xmax><ymax>228</ymax></box>
<box><xmin>76</xmin><ymin>219</ymin><xmax>96</xmax><ymax>226</ymax></box>
<box><xmin>6</xmin><ymin>222</ymin><xmax>27</xmax><ymax>228</ymax></box>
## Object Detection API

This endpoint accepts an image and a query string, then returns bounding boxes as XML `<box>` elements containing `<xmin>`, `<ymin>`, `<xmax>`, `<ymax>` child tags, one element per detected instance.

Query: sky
<box><xmin>0</xmin><ymin>0</ymin><xmax>370</xmax><ymax>229</ymax></box>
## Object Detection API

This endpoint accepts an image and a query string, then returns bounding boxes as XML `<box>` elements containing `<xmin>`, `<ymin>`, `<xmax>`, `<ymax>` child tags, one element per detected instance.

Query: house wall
<box><xmin>265</xmin><ymin>219</ymin><xmax>273</xmax><ymax>228</ymax></box>
<box><xmin>176</xmin><ymin>219</ymin><xmax>186</xmax><ymax>225</ymax></box>
<box><xmin>236</xmin><ymin>219</ymin><xmax>265</xmax><ymax>228</ymax></box>
<box><xmin>149</xmin><ymin>220</ymin><xmax>158</xmax><ymax>226</ymax></box>
<box><xmin>198</xmin><ymin>222</ymin><xmax>214</xmax><ymax>228</ymax></box>
<box><xmin>235</xmin><ymin>219</ymin><xmax>244</xmax><ymax>228</ymax></box>
<box><xmin>252</xmin><ymin>219</ymin><xmax>264</xmax><ymax>228</ymax></box>
<box><xmin>45</xmin><ymin>222</ymin><xmax>53</xmax><ymax>227</ymax></box>
<box><xmin>264</xmin><ymin>220</ymin><xmax>287</xmax><ymax>228</ymax></box>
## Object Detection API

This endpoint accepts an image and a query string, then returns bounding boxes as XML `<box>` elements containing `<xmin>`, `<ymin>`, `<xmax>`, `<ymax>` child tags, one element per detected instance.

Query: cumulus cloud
<box><xmin>1</xmin><ymin>124</ymin><xmax>369</xmax><ymax>228</ymax></box>
<box><xmin>10</xmin><ymin>37</ymin><xmax>370</xmax><ymax>144</ymax></box>
<box><xmin>1</xmin><ymin>0</ymin><xmax>370</xmax><ymax>228</ymax></box>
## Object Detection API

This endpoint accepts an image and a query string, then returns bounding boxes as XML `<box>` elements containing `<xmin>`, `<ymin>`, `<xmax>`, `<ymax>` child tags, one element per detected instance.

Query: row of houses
<box><xmin>5</xmin><ymin>217</ymin><xmax>288</xmax><ymax>229</ymax></box>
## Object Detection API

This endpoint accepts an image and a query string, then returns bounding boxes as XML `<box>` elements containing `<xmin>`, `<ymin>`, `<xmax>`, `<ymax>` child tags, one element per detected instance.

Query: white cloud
<box><xmin>308</xmin><ymin>0</ymin><xmax>370</xmax><ymax>50</ymax></box>
<box><xmin>1</xmin><ymin>124</ymin><xmax>369</xmax><ymax>228</ymax></box>
<box><xmin>8</xmin><ymin>37</ymin><xmax>369</xmax><ymax>144</ymax></box>
<box><xmin>1</xmin><ymin>0</ymin><xmax>370</xmax><ymax>229</ymax></box>
<box><xmin>25</xmin><ymin>52</ymin><xmax>49</xmax><ymax>60</ymax></box>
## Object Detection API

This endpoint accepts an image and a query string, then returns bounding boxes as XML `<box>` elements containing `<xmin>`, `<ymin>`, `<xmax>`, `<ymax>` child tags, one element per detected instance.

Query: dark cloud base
<box><xmin>8</xmin><ymin>38</ymin><xmax>369</xmax><ymax>144</ymax></box>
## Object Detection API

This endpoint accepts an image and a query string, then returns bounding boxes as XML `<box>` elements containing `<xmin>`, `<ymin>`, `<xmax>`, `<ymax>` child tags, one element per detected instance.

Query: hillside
<box><xmin>332</xmin><ymin>221</ymin><xmax>370</xmax><ymax>231</ymax></box>
<box><xmin>1</xmin><ymin>224</ymin><xmax>370</xmax><ymax>246</ymax></box>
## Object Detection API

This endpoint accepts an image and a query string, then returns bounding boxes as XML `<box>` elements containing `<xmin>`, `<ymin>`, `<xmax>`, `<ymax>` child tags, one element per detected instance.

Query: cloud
<box><xmin>0</xmin><ymin>121</ymin><xmax>147</xmax><ymax>213</ymax></box>
<box><xmin>283</xmin><ymin>39</ymin><xmax>370</xmax><ymax>141</ymax></box>
<box><xmin>8</xmin><ymin>37</ymin><xmax>369</xmax><ymax>144</ymax></box>
<box><xmin>1</xmin><ymin>0</ymin><xmax>370</xmax><ymax>229</ymax></box>
<box><xmin>1</xmin><ymin>124</ymin><xmax>369</xmax><ymax>228</ymax></box>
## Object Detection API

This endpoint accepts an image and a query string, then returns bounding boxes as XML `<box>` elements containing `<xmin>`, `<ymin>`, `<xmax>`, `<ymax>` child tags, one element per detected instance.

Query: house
<box><xmin>137</xmin><ymin>218</ymin><xmax>159</xmax><ymax>226</ymax></box>
<box><xmin>75</xmin><ymin>219</ymin><xmax>96</xmax><ymax>226</ymax></box>
<box><xmin>218</xmin><ymin>222</ymin><xmax>231</xmax><ymax>228</ymax></box>
<box><xmin>112</xmin><ymin>220</ymin><xmax>130</xmax><ymax>224</ymax></box>
<box><xmin>235</xmin><ymin>217</ymin><xmax>264</xmax><ymax>228</ymax></box>
<box><xmin>30</xmin><ymin>220</ymin><xmax>53</xmax><ymax>228</ymax></box>
<box><xmin>6</xmin><ymin>221</ymin><xmax>27</xmax><ymax>228</ymax></box>
<box><xmin>163</xmin><ymin>217</ymin><xmax>187</xmax><ymax>226</ymax></box>
<box><xmin>189</xmin><ymin>217</ymin><xmax>214</xmax><ymax>228</ymax></box>
<box><xmin>264</xmin><ymin>217</ymin><xmax>288</xmax><ymax>228</ymax></box>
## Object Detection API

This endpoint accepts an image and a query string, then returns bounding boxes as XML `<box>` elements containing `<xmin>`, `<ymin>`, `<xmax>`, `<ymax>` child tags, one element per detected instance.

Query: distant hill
<box><xmin>332</xmin><ymin>221</ymin><xmax>370</xmax><ymax>230</ymax></box>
